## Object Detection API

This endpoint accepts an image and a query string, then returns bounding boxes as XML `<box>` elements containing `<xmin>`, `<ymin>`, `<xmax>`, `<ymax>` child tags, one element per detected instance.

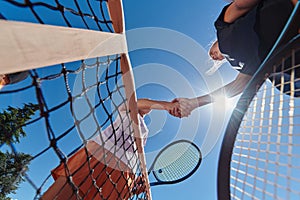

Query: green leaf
<box><xmin>0</xmin><ymin>104</ymin><xmax>39</xmax><ymax>144</ymax></box>
<box><xmin>0</xmin><ymin>151</ymin><xmax>32</xmax><ymax>199</ymax></box>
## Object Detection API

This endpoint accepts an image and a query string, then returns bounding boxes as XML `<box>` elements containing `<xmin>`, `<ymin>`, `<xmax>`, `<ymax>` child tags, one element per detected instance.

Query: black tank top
<box><xmin>215</xmin><ymin>0</ymin><xmax>295</xmax><ymax>76</ymax></box>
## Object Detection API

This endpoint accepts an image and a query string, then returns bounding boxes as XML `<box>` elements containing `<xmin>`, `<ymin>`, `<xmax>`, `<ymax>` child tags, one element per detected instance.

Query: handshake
<box><xmin>164</xmin><ymin>98</ymin><xmax>199</xmax><ymax>118</ymax></box>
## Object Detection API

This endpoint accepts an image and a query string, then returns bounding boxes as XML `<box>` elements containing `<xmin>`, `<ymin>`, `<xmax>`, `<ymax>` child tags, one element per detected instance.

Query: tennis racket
<box><xmin>147</xmin><ymin>139</ymin><xmax>202</xmax><ymax>186</ymax></box>
<box><xmin>218</xmin><ymin>2</ymin><xmax>300</xmax><ymax>200</ymax></box>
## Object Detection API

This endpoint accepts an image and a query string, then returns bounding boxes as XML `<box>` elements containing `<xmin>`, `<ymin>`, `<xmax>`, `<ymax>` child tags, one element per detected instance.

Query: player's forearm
<box><xmin>137</xmin><ymin>99</ymin><xmax>169</xmax><ymax>111</ymax></box>
<box><xmin>192</xmin><ymin>73</ymin><xmax>251</xmax><ymax>107</ymax></box>
<box><xmin>192</xmin><ymin>88</ymin><xmax>229</xmax><ymax>108</ymax></box>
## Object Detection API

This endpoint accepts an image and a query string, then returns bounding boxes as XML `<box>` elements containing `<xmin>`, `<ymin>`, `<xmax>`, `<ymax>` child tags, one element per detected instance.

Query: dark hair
<box><xmin>7</xmin><ymin>71</ymin><xmax>29</xmax><ymax>84</ymax></box>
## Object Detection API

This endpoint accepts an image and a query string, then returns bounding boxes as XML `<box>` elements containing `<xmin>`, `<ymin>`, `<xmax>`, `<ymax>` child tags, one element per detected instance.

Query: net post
<box><xmin>120</xmin><ymin>53</ymin><xmax>152</xmax><ymax>200</ymax></box>
<box><xmin>109</xmin><ymin>0</ymin><xmax>152</xmax><ymax>198</ymax></box>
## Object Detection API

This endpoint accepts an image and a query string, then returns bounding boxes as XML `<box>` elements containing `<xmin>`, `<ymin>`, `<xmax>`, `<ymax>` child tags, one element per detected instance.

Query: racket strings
<box><xmin>230</xmin><ymin>45</ymin><xmax>300</xmax><ymax>199</ymax></box>
<box><xmin>153</xmin><ymin>143</ymin><xmax>200</xmax><ymax>182</ymax></box>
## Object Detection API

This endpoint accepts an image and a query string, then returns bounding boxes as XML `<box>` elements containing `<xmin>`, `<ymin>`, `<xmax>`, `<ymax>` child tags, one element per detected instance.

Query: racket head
<box><xmin>217</xmin><ymin>3</ymin><xmax>300</xmax><ymax>199</ymax></box>
<box><xmin>149</xmin><ymin>139</ymin><xmax>202</xmax><ymax>186</ymax></box>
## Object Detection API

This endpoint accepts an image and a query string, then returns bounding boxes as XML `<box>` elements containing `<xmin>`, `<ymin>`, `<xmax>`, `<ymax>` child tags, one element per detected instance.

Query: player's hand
<box><xmin>171</xmin><ymin>98</ymin><xmax>197</xmax><ymax>118</ymax></box>
<box><xmin>164</xmin><ymin>100</ymin><xmax>182</xmax><ymax>118</ymax></box>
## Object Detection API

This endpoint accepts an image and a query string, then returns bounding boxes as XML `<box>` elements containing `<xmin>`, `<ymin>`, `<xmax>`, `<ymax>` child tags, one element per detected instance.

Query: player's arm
<box><xmin>195</xmin><ymin>73</ymin><xmax>251</xmax><ymax>106</ymax></box>
<box><xmin>118</xmin><ymin>99</ymin><xmax>181</xmax><ymax>117</ymax></box>
<box><xmin>136</xmin><ymin>98</ymin><xmax>180</xmax><ymax>117</ymax></box>
<box><xmin>175</xmin><ymin>73</ymin><xmax>252</xmax><ymax>116</ymax></box>
<box><xmin>292</xmin><ymin>0</ymin><xmax>297</xmax><ymax>6</ymax></box>
<box><xmin>224</xmin><ymin>0</ymin><xmax>261</xmax><ymax>23</ymax></box>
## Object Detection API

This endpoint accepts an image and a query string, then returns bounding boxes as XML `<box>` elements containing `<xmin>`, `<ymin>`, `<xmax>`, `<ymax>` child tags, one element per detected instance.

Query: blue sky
<box><xmin>123</xmin><ymin>1</ymin><xmax>238</xmax><ymax>199</ymax></box>
<box><xmin>0</xmin><ymin>1</ymin><xmax>242</xmax><ymax>200</ymax></box>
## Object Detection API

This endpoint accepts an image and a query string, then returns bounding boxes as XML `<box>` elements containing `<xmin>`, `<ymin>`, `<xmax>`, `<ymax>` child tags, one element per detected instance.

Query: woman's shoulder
<box><xmin>214</xmin><ymin>4</ymin><xmax>232</xmax><ymax>30</ymax></box>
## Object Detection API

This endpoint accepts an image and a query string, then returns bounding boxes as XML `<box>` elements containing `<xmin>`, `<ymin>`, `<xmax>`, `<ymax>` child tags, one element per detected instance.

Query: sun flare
<box><xmin>213</xmin><ymin>94</ymin><xmax>237</xmax><ymax>112</ymax></box>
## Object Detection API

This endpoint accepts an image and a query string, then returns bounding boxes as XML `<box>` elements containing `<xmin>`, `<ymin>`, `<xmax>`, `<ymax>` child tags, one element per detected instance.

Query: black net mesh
<box><xmin>1</xmin><ymin>0</ymin><xmax>114</xmax><ymax>31</ymax></box>
<box><xmin>0</xmin><ymin>1</ymin><xmax>149</xmax><ymax>199</ymax></box>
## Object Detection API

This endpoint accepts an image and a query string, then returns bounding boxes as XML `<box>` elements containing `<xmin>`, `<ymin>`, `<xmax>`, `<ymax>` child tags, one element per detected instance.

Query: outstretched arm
<box><xmin>175</xmin><ymin>73</ymin><xmax>252</xmax><ymax>116</ymax></box>
<box><xmin>118</xmin><ymin>98</ymin><xmax>182</xmax><ymax>118</ymax></box>
<box><xmin>136</xmin><ymin>98</ymin><xmax>181</xmax><ymax>117</ymax></box>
